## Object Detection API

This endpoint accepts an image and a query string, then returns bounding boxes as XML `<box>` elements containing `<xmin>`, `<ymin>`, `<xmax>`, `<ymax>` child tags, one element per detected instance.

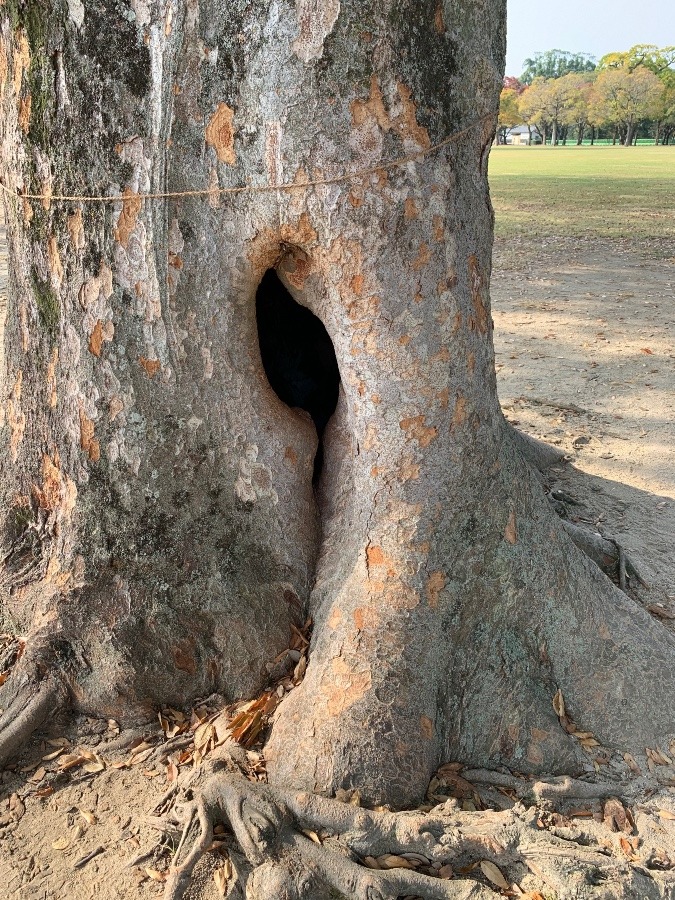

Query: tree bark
<box><xmin>1</xmin><ymin>0</ymin><xmax>675</xmax><ymax>838</ymax></box>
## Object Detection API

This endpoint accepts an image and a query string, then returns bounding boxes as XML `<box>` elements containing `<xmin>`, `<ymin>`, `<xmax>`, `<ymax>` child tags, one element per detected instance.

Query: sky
<box><xmin>506</xmin><ymin>0</ymin><xmax>675</xmax><ymax>77</ymax></box>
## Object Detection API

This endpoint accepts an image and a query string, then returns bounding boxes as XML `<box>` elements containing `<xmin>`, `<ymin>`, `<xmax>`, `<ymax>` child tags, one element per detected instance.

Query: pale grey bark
<box><xmin>0</xmin><ymin>0</ymin><xmax>674</xmax><ymax>834</ymax></box>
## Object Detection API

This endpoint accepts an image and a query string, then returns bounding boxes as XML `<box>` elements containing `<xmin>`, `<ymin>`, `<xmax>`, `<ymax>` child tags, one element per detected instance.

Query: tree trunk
<box><xmin>590</xmin><ymin>125</ymin><xmax>595</xmax><ymax>145</ymax></box>
<box><xmin>551</xmin><ymin>119</ymin><xmax>558</xmax><ymax>145</ymax></box>
<box><xmin>576</xmin><ymin>122</ymin><xmax>584</xmax><ymax>145</ymax></box>
<box><xmin>2</xmin><ymin>0</ymin><xmax>675</xmax><ymax>876</ymax></box>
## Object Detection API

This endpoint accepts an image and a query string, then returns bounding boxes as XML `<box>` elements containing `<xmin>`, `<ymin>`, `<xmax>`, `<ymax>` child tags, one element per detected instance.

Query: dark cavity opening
<box><xmin>256</xmin><ymin>269</ymin><xmax>340</xmax><ymax>483</ymax></box>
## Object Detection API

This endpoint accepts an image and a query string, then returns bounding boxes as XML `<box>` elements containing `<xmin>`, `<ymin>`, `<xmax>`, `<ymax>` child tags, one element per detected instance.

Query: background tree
<box><xmin>518</xmin><ymin>76</ymin><xmax>578</xmax><ymax>145</ymax></box>
<box><xmin>520</xmin><ymin>49</ymin><xmax>596</xmax><ymax>85</ymax></box>
<box><xmin>594</xmin><ymin>67</ymin><xmax>664</xmax><ymax>145</ymax></box>
<box><xmin>2</xmin><ymin>1</ymin><xmax>675</xmax><ymax>897</ymax></box>
<box><xmin>559</xmin><ymin>73</ymin><xmax>595</xmax><ymax>144</ymax></box>
<box><xmin>497</xmin><ymin>86</ymin><xmax>523</xmax><ymax>143</ymax></box>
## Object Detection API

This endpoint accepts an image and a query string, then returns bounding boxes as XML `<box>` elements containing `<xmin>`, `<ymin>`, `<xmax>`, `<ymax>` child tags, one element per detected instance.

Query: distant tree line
<box><xmin>498</xmin><ymin>46</ymin><xmax>675</xmax><ymax>146</ymax></box>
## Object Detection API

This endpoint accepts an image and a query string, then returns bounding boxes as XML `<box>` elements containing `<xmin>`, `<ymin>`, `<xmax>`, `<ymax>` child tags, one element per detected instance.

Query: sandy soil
<box><xmin>492</xmin><ymin>236</ymin><xmax>674</xmax><ymax>606</ymax></box>
<box><xmin>0</xmin><ymin>233</ymin><xmax>674</xmax><ymax>899</ymax></box>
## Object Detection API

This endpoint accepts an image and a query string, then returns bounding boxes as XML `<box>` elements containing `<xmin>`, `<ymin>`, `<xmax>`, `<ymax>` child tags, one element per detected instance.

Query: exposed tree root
<box><xmin>561</xmin><ymin>519</ymin><xmax>647</xmax><ymax>589</ymax></box>
<box><xmin>506</xmin><ymin>421</ymin><xmax>566</xmax><ymax>472</ymax></box>
<box><xmin>158</xmin><ymin>765</ymin><xmax>661</xmax><ymax>900</ymax></box>
<box><xmin>0</xmin><ymin>672</ymin><xmax>68</xmax><ymax>767</ymax></box>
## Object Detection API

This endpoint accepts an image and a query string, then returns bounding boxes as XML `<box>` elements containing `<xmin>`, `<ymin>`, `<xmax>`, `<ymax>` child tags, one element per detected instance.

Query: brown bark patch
<box><xmin>426</xmin><ymin>571</ymin><xmax>445</xmax><ymax>609</ymax></box>
<box><xmin>109</xmin><ymin>396</ymin><xmax>124</xmax><ymax>421</ymax></box>
<box><xmin>328</xmin><ymin>607</ymin><xmax>343</xmax><ymax>629</ymax></box>
<box><xmin>366</xmin><ymin>545</ymin><xmax>391</xmax><ymax>568</ymax></box>
<box><xmin>504</xmin><ymin>511</ymin><xmax>518</xmax><ymax>545</ymax></box>
<box><xmin>0</xmin><ymin>40</ymin><xmax>7</xmax><ymax>102</ymax></box>
<box><xmin>139</xmin><ymin>357</ymin><xmax>161</xmax><ymax>378</ymax></box>
<box><xmin>468</xmin><ymin>255</ymin><xmax>489</xmax><ymax>334</ymax></box>
<box><xmin>404</xmin><ymin>198</ymin><xmax>418</xmax><ymax>220</ymax></box>
<box><xmin>67</xmin><ymin>208</ymin><xmax>85</xmax><ymax>251</ymax></box>
<box><xmin>399</xmin><ymin>415</ymin><xmax>438</xmax><ymax>448</ymax></box>
<box><xmin>284</xmin><ymin>447</ymin><xmax>298</xmax><ymax>466</ymax></box>
<box><xmin>79</xmin><ymin>409</ymin><xmax>100</xmax><ymax>462</ymax></box>
<box><xmin>18</xmin><ymin>93</ymin><xmax>31</xmax><ymax>133</ymax></box>
<box><xmin>7</xmin><ymin>371</ymin><xmax>26</xmax><ymax>462</ymax></box>
<box><xmin>432</xmin><ymin>214</ymin><xmax>445</xmax><ymax>242</ymax></box>
<box><xmin>205</xmin><ymin>102</ymin><xmax>236</xmax><ymax>165</ymax></box>
<box><xmin>12</xmin><ymin>30</ymin><xmax>30</xmax><ymax>94</ymax></box>
<box><xmin>411</xmin><ymin>242</ymin><xmax>431</xmax><ymax>272</ymax></box>
<box><xmin>173</xmin><ymin>641</ymin><xmax>197</xmax><ymax>675</ymax></box>
<box><xmin>420</xmin><ymin>715</ymin><xmax>435</xmax><ymax>739</ymax></box>
<box><xmin>47</xmin><ymin>236</ymin><xmax>63</xmax><ymax>288</ymax></box>
<box><xmin>46</xmin><ymin>348</ymin><xmax>58</xmax><ymax>408</ymax></box>
<box><xmin>115</xmin><ymin>189</ymin><xmax>142</xmax><ymax>248</ymax></box>
<box><xmin>433</xmin><ymin>2</ymin><xmax>446</xmax><ymax>33</ymax></box>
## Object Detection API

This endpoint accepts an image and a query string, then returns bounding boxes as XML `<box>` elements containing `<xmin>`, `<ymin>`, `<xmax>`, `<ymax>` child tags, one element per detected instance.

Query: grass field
<box><xmin>488</xmin><ymin>146</ymin><xmax>675</xmax><ymax>240</ymax></box>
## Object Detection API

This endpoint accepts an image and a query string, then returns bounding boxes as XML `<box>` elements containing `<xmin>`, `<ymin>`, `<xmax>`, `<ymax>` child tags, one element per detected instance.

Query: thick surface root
<box><xmin>159</xmin><ymin>766</ymin><xmax>669</xmax><ymax>900</ymax></box>
<box><xmin>0</xmin><ymin>657</ymin><xmax>69</xmax><ymax>767</ymax></box>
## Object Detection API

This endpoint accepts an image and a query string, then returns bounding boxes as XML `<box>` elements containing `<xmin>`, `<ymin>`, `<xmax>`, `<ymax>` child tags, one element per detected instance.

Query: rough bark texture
<box><xmin>1</xmin><ymin>0</ymin><xmax>675</xmax><ymax>837</ymax></box>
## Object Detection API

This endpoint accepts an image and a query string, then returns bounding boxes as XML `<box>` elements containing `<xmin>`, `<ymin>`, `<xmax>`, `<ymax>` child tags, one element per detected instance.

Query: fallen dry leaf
<box><xmin>377</xmin><ymin>853</ymin><xmax>416</xmax><ymax>870</ymax></box>
<box><xmin>52</xmin><ymin>837</ymin><xmax>70</xmax><ymax>850</ymax></box>
<box><xmin>79</xmin><ymin>808</ymin><xmax>97</xmax><ymax>825</ymax></box>
<box><xmin>658</xmin><ymin>809</ymin><xmax>675</xmax><ymax>821</ymax></box>
<box><xmin>480</xmin><ymin>860</ymin><xmax>509</xmax><ymax>889</ymax></box>
<box><xmin>145</xmin><ymin>868</ymin><xmax>167</xmax><ymax>882</ymax></box>
<box><xmin>640</xmin><ymin>347</ymin><xmax>653</xmax><ymax>354</ymax></box>
<box><xmin>552</xmin><ymin>689</ymin><xmax>565</xmax><ymax>719</ymax></box>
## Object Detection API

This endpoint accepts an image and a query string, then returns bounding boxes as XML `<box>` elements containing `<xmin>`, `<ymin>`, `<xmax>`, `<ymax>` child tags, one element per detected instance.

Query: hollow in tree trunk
<box><xmin>1</xmin><ymin>1</ymin><xmax>675</xmax><ymax>897</ymax></box>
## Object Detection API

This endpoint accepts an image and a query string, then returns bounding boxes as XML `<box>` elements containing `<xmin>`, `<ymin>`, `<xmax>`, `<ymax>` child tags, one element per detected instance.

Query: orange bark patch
<box><xmin>47</xmin><ymin>235</ymin><xmax>63</xmax><ymax>287</ymax></box>
<box><xmin>350</xmin><ymin>73</ymin><xmax>390</xmax><ymax>131</ymax></box>
<box><xmin>115</xmin><ymin>189</ymin><xmax>142</xmax><ymax>248</ymax></box>
<box><xmin>139</xmin><ymin>356</ymin><xmax>161</xmax><ymax>378</ymax></box>
<box><xmin>284</xmin><ymin>254</ymin><xmax>311</xmax><ymax>290</ymax></box>
<box><xmin>468</xmin><ymin>255</ymin><xmax>489</xmax><ymax>334</ymax></box>
<box><xmin>437</xmin><ymin>388</ymin><xmax>449</xmax><ymax>409</ymax></box>
<box><xmin>366</xmin><ymin>545</ymin><xmax>390</xmax><ymax>568</ymax></box>
<box><xmin>426</xmin><ymin>571</ymin><xmax>445</xmax><ymax>609</ymax></box>
<box><xmin>328</xmin><ymin>607</ymin><xmax>343</xmax><ymax>629</ymax></box>
<box><xmin>324</xmin><ymin>657</ymin><xmax>372</xmax><ymax>717</ymax></box>
<box><xmin>393</xmin><ymin>82</ymin><xmax>431</xmax><ymax>150</ymax></box>
<box><xmin>348</xmin><ymin>190</ymin><xmax>363</xmax><ymax>208</ymax></box>
<box><xmin>451</xmin><ymin>394</ymin><xmax>467</xmax><ymax>430</ymax></box>
<box><xmin>205</xmin><ymin>102</ymin><xmax>236</xmax><ymax>165</ymax></box>
<box><xmin>79</xmin><ymin>409</ymin><xmax>100</xmax><ymax>462</ymax></box>
<box><xmin>350</xmin><ymin>273</ymin><xmax>364</xmax><ymax>295</ymax></box>
<box><xmin>420</xmin><ymin>715</ymin><xmax>434</xmax><ymax>739</ymax></box>
<box><xmin>411</xmin><ymin>241</ymin><xmax>431</xmax><ymax>272</ymax></box>
<box><xmin>404</xmin><ymin>198</ymin><xmax>418</xmax><ymax>220</ymax></box>
<box><xmin>284</xmin><ymin>447</ymin><xmax>298</xmax><ymax>466</ymax></box>
<box><xmin>67</xmin><ymin>208</ymin><xmax>85</xmax><ymax>251</ymax></box>
<box><xmin>89</xmin><ymin>320</ymin><xmax>104</xmax><ymax>357</ymax></box>
<box><xmin>18</xmin><ymin>93</ymin><xmax>31</xmax><ymax>133</ymax></box>
<box><xmin>46</xmin><ymin>348</ymin><xmax>58</xmax><ymax>408</ymax></box>
<box><xmin>467</xmin><ymin>352</ymin><xmax>476</xmax><ymax>375</ymax></box>
<box><xmin>504</xmin><ymin>511</ymin><xmax>518</xmax><ymax>545</ymax></box>
<box><xmin>400</xmin><ymin>415</ymin><xmax>438</xmax><ymax>448</ymax></box>
<box><xmin>32</xmin><ymin>452</ymin><xmax>77</xmax><ymax>517</ymax></box>
<box><xmin>12</xmin><ymin>30</ymin><xmax>30</xmax><ymax>94</ymax></box>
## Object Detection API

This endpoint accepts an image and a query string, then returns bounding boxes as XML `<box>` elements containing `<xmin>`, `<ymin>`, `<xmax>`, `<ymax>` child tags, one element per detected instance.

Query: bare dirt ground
<box><xmin>1</xmin><ymin>231</ymin><xmax>674</xmax><ymax>899</ymax></box>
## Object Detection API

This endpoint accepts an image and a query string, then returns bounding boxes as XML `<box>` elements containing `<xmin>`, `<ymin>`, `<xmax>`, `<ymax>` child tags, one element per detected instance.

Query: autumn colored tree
<box><xmin>2</xmin><ymin>2</ymin><xmax>675</xmax><ymax>898</ymax></box>
<box><xmin>497</xmin><ymin>87</ymin><xmax>523</xmax><ymax>143</ymax></box>
<box><xmin>593</xmin><ymin>68</ymin><xmax>664</xmax><ymax>145</ymax></box>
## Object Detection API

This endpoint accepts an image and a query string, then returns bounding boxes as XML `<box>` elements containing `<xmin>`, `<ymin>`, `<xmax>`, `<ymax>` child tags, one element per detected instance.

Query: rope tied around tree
<box><xmin>0</xmin><ymin>112</ymin><xmax>494</xmax><ymax>205</ymax></box>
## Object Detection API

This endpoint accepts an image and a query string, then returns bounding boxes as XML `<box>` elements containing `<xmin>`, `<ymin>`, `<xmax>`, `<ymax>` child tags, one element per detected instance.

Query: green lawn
<box><xmin>488</xmin><ymin>146</ymin><xmax>675</xmax><ymax>240</ymax></box>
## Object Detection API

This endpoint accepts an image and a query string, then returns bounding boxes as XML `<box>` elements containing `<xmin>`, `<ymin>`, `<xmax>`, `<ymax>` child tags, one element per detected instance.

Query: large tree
<box><xmin>1</xmin><ymin>1</ymin><xmax>675</xmax><ymax>898</ymax></box>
